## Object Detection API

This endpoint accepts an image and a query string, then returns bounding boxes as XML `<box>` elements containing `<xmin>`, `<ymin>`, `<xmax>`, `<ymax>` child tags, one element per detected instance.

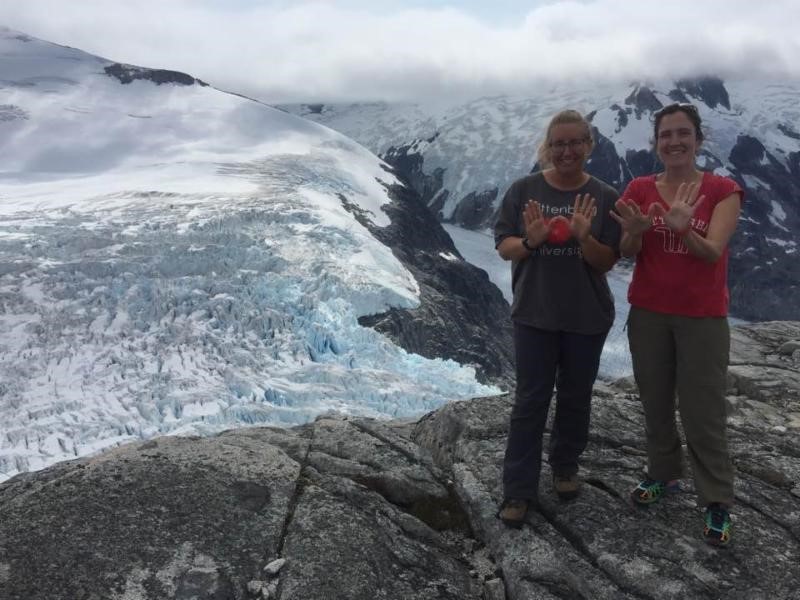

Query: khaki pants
<box><xmin>628</xmin><ymin>306</ymin><xmax>734</xmax><ymax>507</ymax></box>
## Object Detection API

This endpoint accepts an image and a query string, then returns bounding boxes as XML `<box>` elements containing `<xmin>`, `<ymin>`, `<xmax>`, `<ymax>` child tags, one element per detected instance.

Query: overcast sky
<box><xmin>2</xmin><ymin>0</ymin><xmax>799</xmax><ymax>103</ymax></box>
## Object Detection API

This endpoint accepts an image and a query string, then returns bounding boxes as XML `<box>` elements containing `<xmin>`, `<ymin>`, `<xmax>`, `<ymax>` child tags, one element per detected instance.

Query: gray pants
<box><xmin>627</xmin><ymin>306</ymin><xmax>734</xmax><ymax>507</ymax></box>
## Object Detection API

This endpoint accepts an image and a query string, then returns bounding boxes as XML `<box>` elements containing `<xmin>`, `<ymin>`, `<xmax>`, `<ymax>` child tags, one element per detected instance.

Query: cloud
<box><xmin>1</xmin><ymin>0</ymin><xmax>799</xmax><ymax>102</ymax></box>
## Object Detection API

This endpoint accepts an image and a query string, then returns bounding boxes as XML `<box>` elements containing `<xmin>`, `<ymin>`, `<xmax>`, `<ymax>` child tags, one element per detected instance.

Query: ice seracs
<box><xmin>0</xmin><ymin>28</ymin><xmax>499</xmax><ymax>482</ymax></box>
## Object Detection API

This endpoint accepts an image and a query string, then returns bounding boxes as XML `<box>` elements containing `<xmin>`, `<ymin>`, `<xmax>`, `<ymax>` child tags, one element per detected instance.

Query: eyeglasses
<box><xmin>548</xmin><ymin>138</ymin><xmax>588</xmax><ymax>152</ymax></box>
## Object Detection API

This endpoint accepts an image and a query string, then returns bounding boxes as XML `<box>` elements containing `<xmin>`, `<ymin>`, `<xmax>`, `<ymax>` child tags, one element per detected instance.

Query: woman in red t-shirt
<box><xmin>611</xmin><ymin>103</ymin><xmax>743</xmax><ymax>546</ymax></box>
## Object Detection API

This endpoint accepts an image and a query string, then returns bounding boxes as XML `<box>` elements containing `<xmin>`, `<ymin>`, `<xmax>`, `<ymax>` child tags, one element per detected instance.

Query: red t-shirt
<box><xmin>622</xmin><ymin>172</ymin><xmax>744</xmax><ymax>317</ymax></box>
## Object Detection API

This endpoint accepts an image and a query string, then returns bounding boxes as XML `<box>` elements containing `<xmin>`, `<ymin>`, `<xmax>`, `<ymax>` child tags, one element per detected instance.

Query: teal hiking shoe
<box><xmin>630</xmin><ymin>478</ymin><xmax>680</xmax><ymax>505</ymax></box>
<box><xmin>703</xmin><ymin>503</ymin><xmax>732</xmax><ymax>546</ymax></box>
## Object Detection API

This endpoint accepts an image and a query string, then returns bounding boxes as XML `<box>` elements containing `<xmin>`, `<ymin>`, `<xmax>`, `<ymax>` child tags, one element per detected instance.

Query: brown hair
<box><xmin>536</xmin><ymin>109</ymin><xmax>594</xmax><ymax>168</ymax></box>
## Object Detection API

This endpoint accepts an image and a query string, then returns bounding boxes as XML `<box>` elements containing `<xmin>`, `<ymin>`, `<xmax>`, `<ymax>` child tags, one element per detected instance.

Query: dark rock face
<box><xmin>789</xmin><ymin>151</ymin><xmax>800</xmax><ymax>178</ymax></box>
<box><xmin>667</xmin><ymin>87</ymin><xmax>691</xmax><ymax>104</ymax></box>
<box><xmin>585</xmin><ymin>127</ymin><xmax>632</xmax><ymax>191</ymax></box>
<box><xmin>382</xmin><ymin>140</ymin><xmax>447</xmax><ymax>216</ymax></box>
<box><xmin>726</xmin><ymin>136</ymin><xmax>800</xmax><ymax>321</ymax></box>
<box><xmin>104</xmin><ymin>63</ymin><xmax>208</xmax><ymax>87</ymax></box>
<box><xmin>624</xmin><ymin>84</ymin><xmax>663</xmax><ymax>117</ymax></box>
<box><xmin>777</xmin><ymin>123</ymin><xmax>800</xmax><ymax>141</ymax></box>
<box><xmin>355</xmin><ymin>180</ymin><xmax>514</xmax><ymax>387</ymax></box>
<box><xmin>675</xmin><ymin>76</ymin><xmax>731</xmax><ymax>110</ymax></box>
<box><xmin>622</xmin><ymin>147</ymin><xmax>657</xmax><ymax>179</ymax></box>
<box><xmin>607</xmin><ymin>104</ymin><xmax>628</xmax><ymax>129</ymax></box>
<box><xmin>450</xmin><ymin>188</ymin><xmax>498</xmax><ymax>229</ymax></box>
<box><xmin>303</xmin><ymin>103</ymin><xmax>325</xmax><ymax>115</ymax></box>
<box><xmin>730</xmin><ymin>134</ymin><xmax>772</xmax><ymax>169</ymax></box>
<box><xmin>1</xmin><ymin>321</ymin><xmax>798</xmax><ymax>599</ymax></box>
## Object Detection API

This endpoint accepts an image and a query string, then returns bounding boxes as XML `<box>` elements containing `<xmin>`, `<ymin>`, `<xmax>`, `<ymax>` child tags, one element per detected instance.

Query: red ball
<box><xmin>547</xmin><ymin>216</ymin><xmax>571</xmax><ymax>245</ymax></box>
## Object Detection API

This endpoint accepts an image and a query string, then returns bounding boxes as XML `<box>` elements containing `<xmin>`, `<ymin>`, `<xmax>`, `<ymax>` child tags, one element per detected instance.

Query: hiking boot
<box><xmin>497</xmin><ymin>498</ymin><xmax>529</xmax><ymax>528</ymax></box>
<box><xmin>630</xmin><ymin>478</ymin><xmax>680</xmax><ymax>505</ymax></box>
<box><xmin>704</xmin><ymin>503</ymin><xmax>732</xmax><ymax>547</ymax></box>
<box><xmin>553</xmin><ymin>473</ymin><xmax>580</xmax><ymax>500</ymax></box>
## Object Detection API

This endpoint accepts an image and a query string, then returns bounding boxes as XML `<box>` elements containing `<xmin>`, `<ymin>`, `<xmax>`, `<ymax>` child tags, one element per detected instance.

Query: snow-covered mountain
<box><xmin>282</xmin><ymin>79</ymin><xmax>800</xmax><ymax>322</ymax></box>
<box><xmin>0</xmin><ymin>28</ymin><xmax>508</xmax><ymax>481</ymax></box>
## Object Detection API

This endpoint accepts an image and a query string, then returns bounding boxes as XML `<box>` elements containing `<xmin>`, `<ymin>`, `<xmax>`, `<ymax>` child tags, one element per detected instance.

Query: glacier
<box><xmin>0</xmin><ymin>27</ymin><xmax>499</xmax><ymax>482</ymax></box>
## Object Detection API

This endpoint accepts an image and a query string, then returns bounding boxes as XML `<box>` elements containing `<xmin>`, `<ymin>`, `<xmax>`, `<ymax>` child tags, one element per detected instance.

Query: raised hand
<box><xmin>610</xmin><ymin>198</ymin><xmax>657</xmax><ymax>236</ymax></box>
<box><xmin>662</xmin><ymin>181</ymin><xmax>705</xmax><ymax>233</ymax></box>
<box><xmin>570</xmin><ymin>193</ymin><xmax>595</xmax><ymax>242</ymax></box>
<box><xmin>523</xmin><ymin>199</ymin><xmax>550</xmax><ymax>247</ymax></box>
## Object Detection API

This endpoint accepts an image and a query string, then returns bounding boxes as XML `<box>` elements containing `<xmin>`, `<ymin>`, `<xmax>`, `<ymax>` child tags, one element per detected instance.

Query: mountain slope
<box><xmin>282</xmin><ymin>78</ymin><xmax>800</xmax><ymax>321</ymax></box>
<box><xmin>0</xmin><ymin>27</ymin><xmax>506</xmax><ymax>481</ymax></box>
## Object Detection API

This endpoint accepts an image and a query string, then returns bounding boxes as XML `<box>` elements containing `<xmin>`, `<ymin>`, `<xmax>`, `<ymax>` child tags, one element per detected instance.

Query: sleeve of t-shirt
<box><xmin>494</xmin><ymin>180</ymin><xmax>522</xmax><ymax>248</ymax></box>
<box><xmin>715</xmin><ymin>176</ymin><xmax>745</xmax><ymax>206</ymax></box>
<box><xmin>620</xmin><ymin>177</ymin><xmax>645</xmax><ymax>209</ymax></box>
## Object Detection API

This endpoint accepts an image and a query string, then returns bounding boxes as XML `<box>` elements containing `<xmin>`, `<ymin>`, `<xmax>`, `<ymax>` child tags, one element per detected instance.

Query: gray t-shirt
<box><xmin>494</xmin><ymin>172</ymin><xmax>621</xmax><ymax>335</ymax></box>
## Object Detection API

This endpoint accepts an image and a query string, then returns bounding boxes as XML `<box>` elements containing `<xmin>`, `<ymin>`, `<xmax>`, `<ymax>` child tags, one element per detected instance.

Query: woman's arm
<box><xmin>679</xmin><ymin>193</ymin><xmax>741</xmax><ymax>263</ymax></box>
<box><xmin>578</xmin><ymin>235</ymin><xmax>617</xmax><ymax>273</ymax></box>
<box><xmin>497</xmin><ymin>236</ymin><xmax>531</xmax><ymax>261</ymax></box>
<box><xmin>497</xmin><ymin>200</ymin><xmax>550</xmax><ymax>261</ymax></box>
<box><xmin>570</xmin><ymin>193</ymin><xmax>617</xmax><ymax>272</ymax></box>
<box><xmin>610</xmin><ymin>198</ymin><xmax>656</xmax><ymax>257</ymax></box>
<box><xmin>618</xmin><ymin>231</ymin><xmax>643</xmax><ymax>258</ymax></box>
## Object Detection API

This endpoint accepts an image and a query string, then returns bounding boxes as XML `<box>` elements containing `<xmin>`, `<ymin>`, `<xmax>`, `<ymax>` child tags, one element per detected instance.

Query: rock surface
<box><xmin>104</xmin><ymin>63</ymin><xmax>209</xmax><ymax>86</ymax></box>
<box><xmin>1</xmin><ymin>321</ymin><xmax>799</xmax><ymax>599</ymax></box>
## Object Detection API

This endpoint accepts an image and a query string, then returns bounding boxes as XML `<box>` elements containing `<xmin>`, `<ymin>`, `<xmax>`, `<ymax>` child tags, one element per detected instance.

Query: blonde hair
<box><xmin>536</xmin><ymin>109</ymin><xmax>594</xmax><ymax>168</ymax></box>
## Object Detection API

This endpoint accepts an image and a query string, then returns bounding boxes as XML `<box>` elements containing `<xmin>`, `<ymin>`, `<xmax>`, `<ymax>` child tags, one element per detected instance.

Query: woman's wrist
<box><xmin>622</xmin><ymin>230</ymin><xmax>643</xmax><ymax>242</ymax></box>
<box><xmin>673</xmin><ymin>224</ymin><xmax>692</xmax><ymax>236</ymax></box>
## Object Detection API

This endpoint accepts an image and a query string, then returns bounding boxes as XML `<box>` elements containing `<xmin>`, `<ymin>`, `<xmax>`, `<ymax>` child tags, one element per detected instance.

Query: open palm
<box><xmin>611</xmin><ymin>198</ymin><xmax>657</xmax><ymax>235</ymax></box>
<box><xmin>570</xmin><ymin>193</ymin><xmax>595</xmax><ymax>242</ymax></box>
<box><xmin>523</xmin><ymin>200</ymin><xmax>550</xmax><ymax>246</ymax></box>
<box><xmin>661</xmin><ymin>181</ymin><xmax>706</xmax><ymax>233</ymax></box>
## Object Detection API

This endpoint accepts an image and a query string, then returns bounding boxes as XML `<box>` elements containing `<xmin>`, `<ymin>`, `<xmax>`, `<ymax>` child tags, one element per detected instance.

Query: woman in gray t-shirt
<box><xmin>494</xmin><ymin>109</ymin><xmax>621</xmax><ymax>527</ymax></box>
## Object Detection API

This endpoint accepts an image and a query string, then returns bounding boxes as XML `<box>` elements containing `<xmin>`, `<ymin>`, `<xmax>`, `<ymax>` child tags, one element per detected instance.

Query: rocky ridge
<box><xmin>358</xmin><ymin>180</ymin><xmax>514</xmax><ymax>387</ymax></box>
<box><xmin>1</xmin><ymin>321</ymin><xmax>798</xmax><ymax>600</ymax></box>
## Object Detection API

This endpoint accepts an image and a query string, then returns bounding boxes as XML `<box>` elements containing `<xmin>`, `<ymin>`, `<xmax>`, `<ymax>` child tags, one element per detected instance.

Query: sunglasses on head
<box><xmin>654</xmin><ymin>102</ymin><xmax>699</xmax><ymax>117</ymax></box>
